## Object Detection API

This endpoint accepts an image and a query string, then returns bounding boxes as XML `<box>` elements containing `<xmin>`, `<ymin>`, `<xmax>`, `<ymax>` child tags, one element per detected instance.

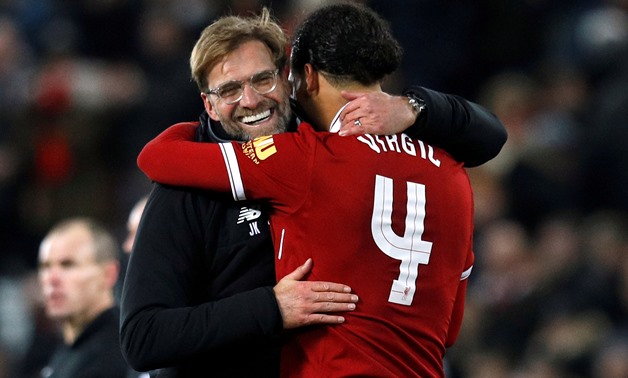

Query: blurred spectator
<box><xmin>118</xmin><ymin>198</ymin><xmax>150</xmax><ymax>378</ymax></box>
<box><xmin>114</xmin><ymin>5</ymin><xmax>201</xmax><ymax>203</ymax></box>
<box><xmin>37</xmin><ymin>217</ymin><xmax>128</xmax><ymax>378</ymax></box>
<box><xmin>470</xmin><ymin>219</ymin><xmax>539</xmax><ymax>361</ymax></box>
<box><xmin>114</xmin><ymin>194</ymin><xmax>148</xmax><ymax>305</ymax></box>
<box><xmin>576</xmin><ymin>211</ymin><xmax>628</xmax><ymax>324</ymax></box>
<box><xmin>524</xmin><ymin>310</ymin><xmax>612</xmax><ymax>376</ymax></box>
<box><xmin>505</xmin><ymin>65</ymin><xmax>585</xmax><ymax>231</ymax></box>
<box><xmin>466</xmin><ymin>165</ymin><xmax>509</xmax><ymax>234</ymax></box>
<box><xmin>476</xmin><ymin>71</ymin><xmax>539</xmax><ymax>178</ymax></box>
<box><xmin>591</xmin><ymin>333</ymin><xmax>628</xmax><ymax>378</ymax></box>
<box><xmin>121</xmin><ymin>195</ymin><xmax>148</xmax><ymax>255</ymax></box>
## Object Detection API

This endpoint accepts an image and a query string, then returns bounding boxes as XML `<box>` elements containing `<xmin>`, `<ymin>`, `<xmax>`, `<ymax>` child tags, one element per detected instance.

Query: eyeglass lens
<box><xmin>215</xmin><ymin>70</ymin><xmax>278</xmax><ymax>104</ymax></box>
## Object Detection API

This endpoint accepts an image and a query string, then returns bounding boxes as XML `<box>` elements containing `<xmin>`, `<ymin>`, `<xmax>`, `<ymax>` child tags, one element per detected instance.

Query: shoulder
<box><xmin>63</xmin><ymin>309</ymin><xmax>128</xmax><ymax>376</ymax></box>
<box><xmin>83</xmin><ymin>308</ymin><xmax>121</xmax><ymax>341</ymax></box>
<box><xmin>246</xmin><ymin>123</ymin><xmax>320</xmax><ymax>156</ymax></box>
<box><xmin>171</xmin><ymin>120</ymin><xmax>200</xmax><ymax>127</ymax></box>
<box><xmin>285</xmin><ymin>121</ymin><xmax>327</xmax><ymax>144</ymax></box>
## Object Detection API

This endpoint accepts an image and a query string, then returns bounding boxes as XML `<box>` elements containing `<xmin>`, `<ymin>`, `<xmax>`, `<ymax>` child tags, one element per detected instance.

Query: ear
<box><xmin>201</xmin><ymin>93</ymin><xmax>220</xmax><ymax>121</ymax></box>
<box><xmin>103</xmin><ymin>261</ymin><xmax>120</xmax><ymax>289</ymax></box>
<box><xmin>303</xmin><ymin>63</ymin><xmax>319</xmax><ymax>95</ymax></box>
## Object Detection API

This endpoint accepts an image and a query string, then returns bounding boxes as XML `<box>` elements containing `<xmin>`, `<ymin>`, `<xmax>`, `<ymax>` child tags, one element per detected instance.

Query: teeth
<box><xmin>241</xmin><ymin>109</ymin><xmax>271</xmax><ymax>124</ymax></box>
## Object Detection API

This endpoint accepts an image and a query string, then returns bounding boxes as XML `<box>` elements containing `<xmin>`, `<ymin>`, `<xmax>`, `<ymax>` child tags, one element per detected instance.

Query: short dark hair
<box><xmin>290</xmin><ymin>2</ymin><xmax>402</xmax><ymax>86</ymax></box>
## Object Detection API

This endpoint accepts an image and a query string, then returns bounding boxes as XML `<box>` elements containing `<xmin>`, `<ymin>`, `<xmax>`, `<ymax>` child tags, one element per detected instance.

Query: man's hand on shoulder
<box><xmin>338</xmin><ymin>91</ymin><xmax>417</xmax><ymax>136</ymax></box>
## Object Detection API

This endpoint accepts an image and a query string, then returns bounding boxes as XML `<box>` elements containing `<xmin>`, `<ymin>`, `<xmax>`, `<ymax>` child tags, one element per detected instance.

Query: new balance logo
<box><xmin>237</xmin><ymin>207</ymin><xmax>262</xmax><ymax>224</ymax></box>
<box><xmin>238</xmin><ymin>206</ymin><xmax>263</xmax><ymax>236</ymax></box>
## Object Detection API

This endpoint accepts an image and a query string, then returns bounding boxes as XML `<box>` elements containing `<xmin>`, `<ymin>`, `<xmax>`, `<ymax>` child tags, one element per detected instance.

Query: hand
<box><xmin>338</xmin><ymin>91</ymin><xmax>417</xmax><ymax>136</ymax></box>
<box><xmin>273</xmin><ymin>258</ymin><xmax>358</xmax><ymax>329</ymax></box>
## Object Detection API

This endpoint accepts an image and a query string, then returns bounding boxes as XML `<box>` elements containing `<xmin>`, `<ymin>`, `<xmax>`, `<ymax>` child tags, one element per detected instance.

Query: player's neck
<box><xmin>321</xmin><ymin>85</ymin><xmax>381</xmax><ymax>130</ymax></box>
<box><xmin>312</xmin><ymin>73</ymin><xmax>381</xmax><ymax>131</ymax></box>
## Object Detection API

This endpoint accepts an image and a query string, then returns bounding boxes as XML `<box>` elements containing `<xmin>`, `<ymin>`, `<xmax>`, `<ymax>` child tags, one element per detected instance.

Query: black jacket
<box><xmin>120</xmin><ymin>118</ymin><xmax>283</xmax><ymax>377</ymax></box>
<box><xmin>44</xmin><ymin>307</ymin><xmax>128</xmax><ymax>378</ymax></box>
<box><xmin>119</xmin><ymin>87</ymin><xmax>506</xmax><ymax>377</ymax></box>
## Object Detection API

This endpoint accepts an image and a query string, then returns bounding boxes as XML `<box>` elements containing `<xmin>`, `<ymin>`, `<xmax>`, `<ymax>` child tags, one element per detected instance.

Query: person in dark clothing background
<box><xmin>38</xmin><ymin>217</ymin><xmax>128</xmax><ymax>378</ymax></box>
<box><xmin>120</xmin><ymin>7</ymin><xmax>506</xmax><ymax>378</ymax></box>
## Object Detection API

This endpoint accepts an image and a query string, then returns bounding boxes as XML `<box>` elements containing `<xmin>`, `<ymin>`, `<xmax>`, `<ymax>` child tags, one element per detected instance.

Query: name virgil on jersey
<box><xmin>240</xmin><ymin>132</ymin><xmax>440</xmax><ymax>168</ymax></box>
<box><xmin>357</xmin><ymin>133</ymin><xmax>441</xmax><ymax>167</ymax></box>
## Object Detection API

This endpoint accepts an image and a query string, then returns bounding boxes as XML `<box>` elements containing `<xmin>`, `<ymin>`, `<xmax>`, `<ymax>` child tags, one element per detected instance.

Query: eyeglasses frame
<box><xmin>204</xmin><ymin>69</ymin><xmax>280</xmax><ymax>104</ymax></box>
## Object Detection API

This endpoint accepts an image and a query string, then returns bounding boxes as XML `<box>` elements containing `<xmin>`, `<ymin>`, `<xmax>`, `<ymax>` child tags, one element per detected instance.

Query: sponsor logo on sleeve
<box><xmin>241</xmin><ymin>135</ymin><xmax>277</xmax><ymax>164</ymax></box>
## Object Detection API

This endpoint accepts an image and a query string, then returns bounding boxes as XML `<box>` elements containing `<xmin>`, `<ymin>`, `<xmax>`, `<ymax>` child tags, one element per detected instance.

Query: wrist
<box><xmin>406</xmin><ymin>93</ymin><xmax>427</xmax><ymax>122</ymax></box>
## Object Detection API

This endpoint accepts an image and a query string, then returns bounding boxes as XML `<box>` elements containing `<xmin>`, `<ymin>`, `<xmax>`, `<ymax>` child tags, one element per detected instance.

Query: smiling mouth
<box><xmin>239</xmin><ymin>109</ymin><xmax>272</xmax><ymax>126</ymax></box>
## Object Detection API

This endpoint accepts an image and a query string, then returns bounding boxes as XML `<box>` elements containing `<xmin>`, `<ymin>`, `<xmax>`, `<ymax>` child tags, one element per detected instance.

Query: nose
<box><xmin>40</xmin><ymin>265</ymin><xmax>61</xmax><ymax>284</ymax></box>
<box><xmin>238</xmin><ymin>83</ymin><xmax>263</xmax><ymax>108</ymax></box>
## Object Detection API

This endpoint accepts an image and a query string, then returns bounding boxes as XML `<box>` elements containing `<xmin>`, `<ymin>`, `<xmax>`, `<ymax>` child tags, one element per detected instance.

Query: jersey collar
<box><xmin>328</xmin><ymin>103</ymin><xmax>350</xmax><ymax>133</ymax></box>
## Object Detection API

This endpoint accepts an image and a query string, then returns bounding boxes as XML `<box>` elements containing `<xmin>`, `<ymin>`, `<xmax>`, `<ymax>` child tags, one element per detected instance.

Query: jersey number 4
<box><xmin>372</xmin><ymin>175</ymin><xmax>433</xmax><ymax>306</ymax></box>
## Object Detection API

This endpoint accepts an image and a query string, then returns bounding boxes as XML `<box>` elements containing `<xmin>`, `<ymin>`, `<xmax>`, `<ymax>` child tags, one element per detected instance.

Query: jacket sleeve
<box><xmin>119</xmin><ymin>185</ymin><xmax>282</xmax><ymax>371</ymax></box>
<box><xmin>403</xmin><ymin>86</ymin><xmax>507</xmax><ymax>167</ymax></box>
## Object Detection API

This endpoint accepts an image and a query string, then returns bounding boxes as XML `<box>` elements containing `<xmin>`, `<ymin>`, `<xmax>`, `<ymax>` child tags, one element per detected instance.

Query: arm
<box><xmin>136</xmin><ymin>123</ymin><xmax>223</xmax><ymax>189</ymax></box>
<box><xmin>138</xmin><ymin>123</ymin><xmax>308</xmax><ymax>203</ymax></box>
<box><xmin>338</xmin><ymin>86</ymin><xmax>507</xmax><ymax>167</ymax></box>
<box><xmin>445</xmin><ymin>278</ymin><xmax>468</xmax><ymax>347</ymax></box>
<box><xmin>445</xmin><ymin>252</ymin><xmax>474</xmax><ymax>347</ymax></box>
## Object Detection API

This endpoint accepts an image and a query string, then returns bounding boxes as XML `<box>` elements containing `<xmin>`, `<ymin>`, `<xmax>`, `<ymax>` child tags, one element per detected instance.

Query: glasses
<box><xmin>205</xmin><ymin>69</ymin><xmax>280</xmax><ymax>104</ymax></box>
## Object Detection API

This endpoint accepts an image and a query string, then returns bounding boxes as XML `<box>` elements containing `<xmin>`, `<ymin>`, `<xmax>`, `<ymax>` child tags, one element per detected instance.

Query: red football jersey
<box><xmin>139</xmin><ymin>122</ymin><xmax>475</xmax><ymax>377</ymax></box>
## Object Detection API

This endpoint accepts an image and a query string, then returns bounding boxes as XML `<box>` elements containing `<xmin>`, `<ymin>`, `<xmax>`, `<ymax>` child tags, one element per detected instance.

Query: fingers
<box><xmin>340</xmin><ymin>90</ymin><xmax>363</xmax><ymax>101</ymax></box>
<box><xmin>338</xmin><ymin>92</ymin><xmax>373</xmax><ymax>136</ymax></box>
<box><xmin>289</xmin><ymin>282</ymin><xmax>359</xmax><ymax>327</ymax></box>
<box><xmin>308</xmin><ymin>314</ymin><xmax>347</xmax><ymax>324</ymax></box>
<box><xmin>313</xmin><ymin>290</ymin><xmax>359</xmax><ymax>305</ymax></box>
<box><xmin>282</xmin><ymin>258</ymin><xmax>313</xmax><ymax>281</ymax></box>
<box><xmin>311</xmin><ymin>299</ymin><xmax>357</xmax><ymax>313</ymax></box>
<box><xmin>277</xmin><ymin>287</ymin><xmax>358</xmax><ymax>328</ymax></box>
<box><xmin>311</xmin><ymin>281</ymin><xmax>353</xmax><ymax>293</ymax></box>
<box><xmin>339</xmin><ymin>101</ymin><xmax>366</xmax><ymax>125</ymax></box>
<box><xmin>338</xmin><ymin>105</ymin><xmax>366</xmax><ymax>137</ymax></box>
<box><xmin>303</xmin><ymin>282</ymin><xmax>359</xmax><ymax>312</ymax></box>
<box><xmin>339</xmin><ymin>91</ymin><xmax>414</xmax><ymax>136</ymax></box>
<box><xmin>275</xmin><ymin>259</ymin><xmax>360</xmax><ymax>328</ymax></box>
<box><xmin>338</xmin><ymin>122</ymin><xmax>364</xmax><ymax>137</ymax></box>
<box><xmin>300</xmin><ymin>296</ymin><xmax>357</xmax><ymax>326</ymax></box>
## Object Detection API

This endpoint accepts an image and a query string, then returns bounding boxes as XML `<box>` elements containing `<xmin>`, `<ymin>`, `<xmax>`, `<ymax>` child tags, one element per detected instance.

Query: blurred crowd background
<box><xmin>1</xmin><ymin>0</ymin><xmax>628</xmax><ymax>377</ymax></box>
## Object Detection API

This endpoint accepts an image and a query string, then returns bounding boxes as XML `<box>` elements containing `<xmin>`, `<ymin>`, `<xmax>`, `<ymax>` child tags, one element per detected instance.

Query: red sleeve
<box><xmin>138</xmin><ymin>122</ymin><xmax>315</xmax><ymax>211</ymax></box>
<box><xmin>137</xmin><ymin>123</ymin><xmax>231</xmax><ymax>188</ymax></box>
<box><xmin>445</xmin><ymin>250</ymin><xmax>474</xmax><ymax>347</ymax></box>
